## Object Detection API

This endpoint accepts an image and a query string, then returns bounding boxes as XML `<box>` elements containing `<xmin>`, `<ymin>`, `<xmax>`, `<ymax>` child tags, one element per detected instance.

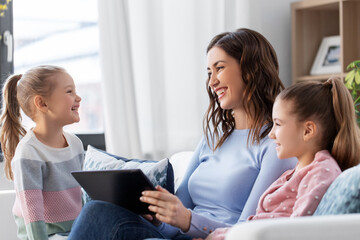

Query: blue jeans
<box><xmin>68</xmin><ymin>200</ymin><xmax>191</xmax><ymax>240</ymax></box>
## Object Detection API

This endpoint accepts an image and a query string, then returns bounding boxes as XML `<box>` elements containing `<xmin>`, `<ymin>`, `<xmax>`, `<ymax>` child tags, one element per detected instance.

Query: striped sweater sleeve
<box><xmin>12</xmin><ymin>131</ymin><xmax>84</xmax><ymax>240</ymax></box>
<box><xmin>12</xmin><ymin>156</ymin><xmax>48</xmax><ymax>240</ymax></box>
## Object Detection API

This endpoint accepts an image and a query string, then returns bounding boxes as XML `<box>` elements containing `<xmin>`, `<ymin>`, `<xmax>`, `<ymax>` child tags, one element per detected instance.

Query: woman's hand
<box><xmin>140</xmin><ymin>185</ymin><xmax>191</xmax><ymax>232</ymax></box>
<box><xmin>203</xmin><ymin>227</ymin><xmax>229</xmax><ymax>240</ymax></box>
<box><xmin>141</xmin><ymin>213</ymin><xmax>162</xmax><ymax>226</ymax></box>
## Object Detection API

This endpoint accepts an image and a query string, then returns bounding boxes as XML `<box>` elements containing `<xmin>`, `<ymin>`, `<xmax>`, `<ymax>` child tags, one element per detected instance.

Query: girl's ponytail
<box><xmin>328</xmin><ymin>77</ymin><xmax>360</xmax><ymax>170</ymax></box>
<box><xmin>0</xmin><ymin>74</ymin><xmax>27</xmax><ymax>180</ymax></box>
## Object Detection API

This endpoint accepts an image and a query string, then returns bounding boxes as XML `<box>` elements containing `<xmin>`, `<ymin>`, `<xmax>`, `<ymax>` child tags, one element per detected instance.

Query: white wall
<box><xmin>236</xmin><ymin>0</ymin><xmax>298</xmax><ymax>87</ymax></box>
<box><xmin>0</xmin><ymin>162</ymin><xmax>13</xmax><ymax>190</ymax></box>
<box><xmin>196</xmin><ymin>0</ymin><xmax>297</xmax><ymax>87</ymax></box>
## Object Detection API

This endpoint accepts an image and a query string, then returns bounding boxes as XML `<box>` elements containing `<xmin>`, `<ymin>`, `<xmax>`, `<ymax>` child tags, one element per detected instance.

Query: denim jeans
<box><xmin>68</xmin><ymin>200</ymin><xmax>191</xmax><ymax>240</ymax></box>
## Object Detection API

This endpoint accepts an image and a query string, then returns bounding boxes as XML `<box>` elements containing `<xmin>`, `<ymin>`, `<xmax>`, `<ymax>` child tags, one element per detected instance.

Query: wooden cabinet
<box><xmin>291</xmin><ymin>0</ymin><xmax>360</xmax><ymax>83</ymax></box>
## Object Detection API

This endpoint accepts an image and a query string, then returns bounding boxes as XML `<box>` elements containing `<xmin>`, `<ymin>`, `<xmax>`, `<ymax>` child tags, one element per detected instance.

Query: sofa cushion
<box><xmin>81</xmin><ymin>145</ymin><xmax>174</xmax><ymax>204</ymax></box>
<box><xmin>314</xmin><ymin>164</ymin><xmax>360</xmax><ymax>215</ymax></box>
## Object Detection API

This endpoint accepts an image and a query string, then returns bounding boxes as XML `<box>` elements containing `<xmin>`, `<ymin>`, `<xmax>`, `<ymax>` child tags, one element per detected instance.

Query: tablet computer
<box><xmin>71</xmin><ymin>169</ymin><xmax>156</xmax><ymax>214</ymax></box>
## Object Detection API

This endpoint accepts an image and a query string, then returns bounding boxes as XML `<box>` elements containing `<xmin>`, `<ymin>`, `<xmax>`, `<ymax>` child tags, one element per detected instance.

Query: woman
<box><xmin>68</xmin><ymin>28</ymin><xmax>296</xmax><ymax>240</ymax></box>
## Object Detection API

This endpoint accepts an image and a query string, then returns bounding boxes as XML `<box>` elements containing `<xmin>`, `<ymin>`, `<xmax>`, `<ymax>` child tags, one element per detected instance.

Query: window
<box><xmin>0</xmin><ymin>0</ymin><xmax>13</xmax><ymax>84</ymax></box>
<box><xmin>12</xmin><ymin>0</ymin><xmax>105</xmax><ymax>149</ymax></box>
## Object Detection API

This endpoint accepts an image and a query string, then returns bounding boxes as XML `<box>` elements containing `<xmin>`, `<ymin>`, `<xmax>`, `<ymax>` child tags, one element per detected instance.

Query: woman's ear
<box><xmin>34</xmin><ymin>95</ymin><xmax>48</xmax><ymax>112</ymax></box>
<box><xmin>303</xmin><ymin>121</ymin><xmax>317</xmax><ymax>142</ymax></box>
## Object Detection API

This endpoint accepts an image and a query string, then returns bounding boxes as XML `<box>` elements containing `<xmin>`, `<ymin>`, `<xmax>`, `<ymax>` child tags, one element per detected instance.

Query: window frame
<box><xmin>0</xmin><ymin>2</ymin><xmax>106</xmax><ymax>160</ymax></box>
<box><xmin>0</xmin><ymin>0</ymin><xmax>14</xmax><ymax>84</ymax></box>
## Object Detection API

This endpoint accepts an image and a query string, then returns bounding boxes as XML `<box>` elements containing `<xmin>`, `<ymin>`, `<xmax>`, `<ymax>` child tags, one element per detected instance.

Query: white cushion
<box><xmin>169</xmin><ymin>151</ymin><xmax>193</xmax><ymax>191</ymax></box>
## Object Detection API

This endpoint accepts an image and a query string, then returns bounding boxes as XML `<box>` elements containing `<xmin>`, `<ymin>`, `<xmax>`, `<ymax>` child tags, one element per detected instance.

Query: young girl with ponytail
<box><xmin>204</xmin><ymin>77</ymin><xmax>360</xmax><ymax>240</ymax></box>
<box><xmin>0</xmin><ymin>65</ymin><xmax>84</xmax><ymax>240</ymax></box>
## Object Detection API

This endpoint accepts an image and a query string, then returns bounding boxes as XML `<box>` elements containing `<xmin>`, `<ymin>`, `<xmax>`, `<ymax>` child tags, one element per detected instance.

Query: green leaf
<box><xmin>345</xmin><ymin>69</ymin><xmax>356</xmax><ymax>89</ymax></box>
<box><xmin>345</xmin><ymin>61</ymin><xmax>360</xmax><ymax>125</ymax></box>
<box><xmin>347</xmin><ymin>62</ymin><xmax>355</xmax><ymax>70</ymax></box>
<box><xmin>356</xmin><ymin>70</ymin><xmax>360</xmax><ymax>85</ymax></box>
<box><xmin>345</xmin><ymin>69</ymin><xmax>355</xmax><ymax>82</ymax></box>
<box><xmin>352</xmin><ymin>89</ymin><xmax>357</xmax><ymax>99</ymax></box>
<box><xmin>354</xmin><ymin>60</ymin><xmax>360</xmax><ymax>68</ymax></box>
<box><xmin>347</xmin><ymin>60</ymin><xmax>360</xmax><ymax>70</ymax></box>
<box><xmin>354</xmin><ymin>96</ymin><xmax>360</xmax><ymax>104</ymax></box>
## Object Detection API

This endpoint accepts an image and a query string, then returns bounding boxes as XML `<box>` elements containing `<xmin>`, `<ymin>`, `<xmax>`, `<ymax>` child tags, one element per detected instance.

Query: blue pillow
<box><xmin>314</xmin><ymin>164</ymin><xmax>360</xmax><ymax>215</ymax></box>
<box><xmin>81</xmin><ymin>145</ymin><xmax>174</xmax><ymax>204</ymax></box>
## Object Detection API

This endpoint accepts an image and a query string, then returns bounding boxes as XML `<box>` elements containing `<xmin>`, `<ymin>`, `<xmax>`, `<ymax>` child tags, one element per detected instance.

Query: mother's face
<box><xmin>207</xmin><ymin>47</ymin><xmax>245</xmax><ymax>112</ymax></box>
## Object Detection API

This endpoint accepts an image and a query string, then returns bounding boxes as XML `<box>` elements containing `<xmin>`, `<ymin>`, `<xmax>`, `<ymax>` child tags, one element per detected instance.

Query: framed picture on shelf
<box><xmin>310</xmin><ymin>36</ymin><xmax>341</xmax><ymax>75</ymax></box>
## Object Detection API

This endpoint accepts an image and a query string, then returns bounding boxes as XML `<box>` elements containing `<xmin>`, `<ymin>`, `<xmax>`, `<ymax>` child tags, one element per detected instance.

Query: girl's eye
<box><xmin>275</xmin><ymin>122</ymin><xmax>280</xmax><ymax>126</ymax></box>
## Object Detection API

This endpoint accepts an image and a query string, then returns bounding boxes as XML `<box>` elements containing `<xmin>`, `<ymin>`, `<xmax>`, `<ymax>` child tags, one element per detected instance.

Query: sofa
<box><xmin>0</xmin><ymin>163</ymin><xmax>17</xmax><ymax>240</ymax></box>
<box><xmin>226</xmin><ymin>213</ymin><xmax>360</xmax><ymax>240</ymax></box>
<box><xmin>0</xmin><ymin>150</ymin><xmax>194</xmax><ymax>240</ymax></box>
<box><xmin>225</xmin><ymin>163</ymin><xmax>360</xmax><ymax>240</ymax></box>
<box><xmin>1</xmin><ymin>149</ymin><xmax>359</xmax><ymax>240</ymax></box>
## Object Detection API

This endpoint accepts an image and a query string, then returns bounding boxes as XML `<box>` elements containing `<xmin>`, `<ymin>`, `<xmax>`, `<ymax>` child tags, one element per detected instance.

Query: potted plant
<box><xmin>344</xmin><ymin>60</ymin><xmax>360</xmax><ymax>125</ymax></box>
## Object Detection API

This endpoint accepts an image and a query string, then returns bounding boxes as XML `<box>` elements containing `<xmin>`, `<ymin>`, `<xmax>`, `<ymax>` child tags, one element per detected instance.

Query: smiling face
<box><xmin>269</xmin><ymin>98</ymin><xmax>305</xmax><ymax>160</ymax></box>
<box><xmin>207</xmin><ymin>47</ymin><xmax>245</xmax><ymax>113</ymax></box>
<box><xmin>45</xmin><ymin>71</ymin><xmax>81</xmax><ymax>126</ymax></box>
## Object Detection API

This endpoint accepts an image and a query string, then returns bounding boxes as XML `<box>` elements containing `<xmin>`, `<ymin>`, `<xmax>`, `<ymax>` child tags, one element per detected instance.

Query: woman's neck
<box><xmin>233</xmin><ymin>109</ymin><xmax>251</xmax><ymax>130</ymax></box>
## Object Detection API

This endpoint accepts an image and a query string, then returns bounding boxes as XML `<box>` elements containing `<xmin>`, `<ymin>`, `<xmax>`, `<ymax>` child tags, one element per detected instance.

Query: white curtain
<box><xmin>97</xmin><ymin>0</ymin><xmax>293</xmax><ymax>159</ymax></box>
<box><xmin>97</xmin><ymin>0</ymin><xmax>141</xmax><ymax>158</ymax></box>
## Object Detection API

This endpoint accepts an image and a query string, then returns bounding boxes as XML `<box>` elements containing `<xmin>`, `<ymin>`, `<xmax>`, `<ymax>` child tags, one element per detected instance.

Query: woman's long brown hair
<box><xmin>204</xmin><ymin>28</ymin><xmax>284</xmax><ymax>150</ymax></box>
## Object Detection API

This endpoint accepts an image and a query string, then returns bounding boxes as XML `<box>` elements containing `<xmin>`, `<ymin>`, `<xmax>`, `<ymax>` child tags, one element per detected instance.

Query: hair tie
<box><xmin>323</xmin><ymin>78</ymin><xmax>334</xmax><ymax>89</ymax></box>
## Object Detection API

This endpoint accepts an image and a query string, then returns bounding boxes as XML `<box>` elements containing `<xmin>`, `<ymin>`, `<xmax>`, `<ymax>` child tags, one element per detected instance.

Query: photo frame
<box><xmin>310</xmin><ymin>36</ymin><xmax>341</xmax><ymax>75</ymax></box>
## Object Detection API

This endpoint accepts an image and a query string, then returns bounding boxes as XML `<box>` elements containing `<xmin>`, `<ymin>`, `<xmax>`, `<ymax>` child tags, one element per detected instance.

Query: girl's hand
<box><xmin>140</xmin><ymin>185</ymin><xmax>191</xmax><ymax>232</ymax></box>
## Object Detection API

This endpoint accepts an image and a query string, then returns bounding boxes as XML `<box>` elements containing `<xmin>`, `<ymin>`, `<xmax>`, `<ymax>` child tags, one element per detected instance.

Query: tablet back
<box><xmin>71</xmin><ymin>169</ymin><xmax>155</xmax><ymax>214</ymax></box>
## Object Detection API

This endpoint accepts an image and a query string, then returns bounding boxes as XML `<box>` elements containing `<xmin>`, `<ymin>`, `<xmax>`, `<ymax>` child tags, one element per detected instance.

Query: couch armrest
<box><xmin>0</xmin><ymin>190</ymin><xmax>18</xmax><ymax>240</ymax></box>
<box><xmin>225</xmin><ymin>214</ymin><xmax>360</xmax><ymax>240</ymax></box>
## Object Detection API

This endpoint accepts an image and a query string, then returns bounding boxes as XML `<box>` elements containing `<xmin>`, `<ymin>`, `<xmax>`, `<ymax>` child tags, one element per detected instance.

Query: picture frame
<box><xmin>310</xmin><ymin>35</ymin><xmax>341</xmax><ymax>75</ymax></box>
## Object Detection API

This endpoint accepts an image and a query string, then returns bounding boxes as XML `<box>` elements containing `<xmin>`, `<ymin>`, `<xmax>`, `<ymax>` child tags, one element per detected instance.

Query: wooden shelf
<box><xmin>291</xmin><ymin>0</ymin><xmax>360</xmax><ymax>83</ymax></box>
<box><xmin>296</xmin><ymin>73</ymin><xmax>346</xmax><ymax>82</ymax></box>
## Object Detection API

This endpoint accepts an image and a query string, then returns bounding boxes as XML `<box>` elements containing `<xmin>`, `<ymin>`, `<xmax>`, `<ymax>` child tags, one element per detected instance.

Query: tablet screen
<box><xmin>72</xmin><ymin>169</ymin><xmax>156</xmax><ymax>214</ymax></box>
